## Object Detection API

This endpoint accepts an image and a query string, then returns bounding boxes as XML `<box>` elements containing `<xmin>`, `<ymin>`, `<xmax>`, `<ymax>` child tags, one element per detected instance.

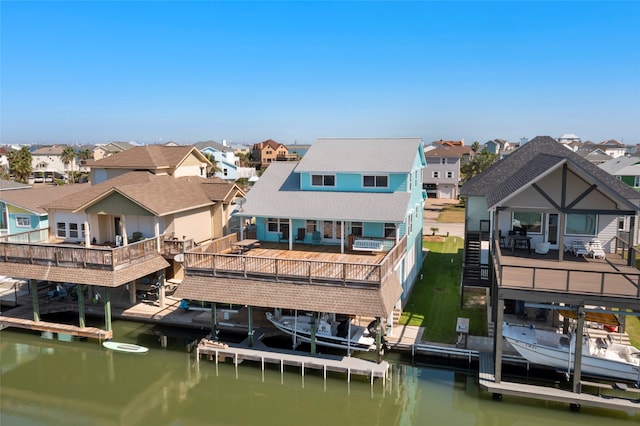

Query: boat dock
<box><xmin>0</xmin><ymin>315</ymin><xmax>112</xmax><ymax>340</ymax></box>
<box><xmin>478</xmin><ymin>352</ymin><xmax>640</xmax><ymax>413</ymax></box>
<box><xmin>196</xmin><ymin>337</ymin><xmax>389</xmax><ymax>385</ymax></box>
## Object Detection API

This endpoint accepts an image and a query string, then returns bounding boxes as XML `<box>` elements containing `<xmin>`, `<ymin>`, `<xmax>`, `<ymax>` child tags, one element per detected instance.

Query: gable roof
<box><xmin>425</xmin><ymin>145</ymin><xmax>463</xmax><ymax>158</ymax></box>
<box><xmin>252</xmin><ymin>139</ymin><xmax>286</xmax><ymax>151</ymax></box>
<box><xmin>599</xmin><ymin>156</ymin><xmax>640</xmax><ymax>174</ymax></box>
<box><xmin>87</xmin><ymin>145</ymin><xmax>206</xmax><ymax>170</ymax></box>
<box><xmin>295</xmin><ymin>138</ymin><xmax>423</xmax><ymax>173</ymax></box>
<box><xmin>460</xmin><ymin>136</ymin><xmax>640</xmax><ymax>209</ymax></box>
<box><xmin>43</xmin><ymin>172</ymin><xmax>242</xmax><ymax>216</ymax></box>
<box><xmin>0</xmin><ymin>179</ymin><xmax>31</xmax><ymax>191</ymax></box>
<box><xmin>240</xmin><ymin>162</ymin><xmax>411</xmax><ymax>223</ymax></box>
<box><xmin>614</xmin><ymin>164</ymin><xmax>640</xmax><ymax>177</ymax></box>
<box><xmin>31</xmin><ymin>145</ymin><xmax>67</xmax><ymax>156</ymax></box>
<box><xmin>193</xmin><ymin>140</ymin><xmax>234</xmax><ymax>153</ymax></box>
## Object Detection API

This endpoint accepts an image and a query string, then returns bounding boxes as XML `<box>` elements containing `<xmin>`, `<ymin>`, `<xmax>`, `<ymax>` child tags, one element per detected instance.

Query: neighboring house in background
<box><xmin>31</xmin><ymin>145</ymin><xmax>77</xmax><ymax>182</ymax></box>
<box><xmin>422</xmin><ymin>145</ymin><xmax>461</xmax><ymax>199</ymax></box>
<box><xmin>87</xmin><ymin>145</ymin><xmax>211</xmax><ymax>184</ymax></box>
<box><xmin>597</xmin><ymin>139</ymin><xmax>628</xmax><ymax>158</ymax></box>
<box><xmin>287</xmin><ymin>144</ymin><xmax>313</xmax><ymax>158</ymax></box>
<box><xmin>598</xmin><ymin>155</ymin><xmax>640</xmax><ymax>176</ymax></box>
<box><xmin>194</xmin><ymin>140</ymin><xmax>257</xmax><ymax>181</ymax></box>
<box><xmin>251</xmin><ymin>139</ymin><xmax>295</xmax><ymax>169</ymax></box>
<box><xmin>483</xmin><ymin>139</ymin><xmax>514</xmax><ymax>155</ymax></box>
<box><xmin>0</xmin><ymin>147</ymin><xmax>9</xmax><ymax>172</ymax></box>
<box><xmin>557</xmin><ymin>133</ymin><xmax>581</xmax><ymax>145</ymax></box>
<box><xmin>175</xmin><ymin>137</ymin><xmax>427</xmax><ymax>333</ymax></box>
<box><xmin>92</xmin><ymin>141</ymin><xmax>136</xmax><ymax>161</ymax></box>
<box><xmin>613</xmin><ymin>163</ymin><xmax>640</xmax><ymax>192</ymax></box>
<box><xmin>0</xmin><ymin>183</ymin><xmax>87</xmax><ymax>237</ymax></box>
<box><xmin>575</xmin><ymin>147</ymin><xmax>613</xmax><ymax>165</ymax></box>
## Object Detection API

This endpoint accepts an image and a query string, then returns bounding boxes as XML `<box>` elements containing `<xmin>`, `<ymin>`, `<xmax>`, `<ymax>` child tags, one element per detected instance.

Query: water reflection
<box><xmin>0</xmin><ymin>322</ymin><xmax>638</xmax><ymax>426</ymax></box>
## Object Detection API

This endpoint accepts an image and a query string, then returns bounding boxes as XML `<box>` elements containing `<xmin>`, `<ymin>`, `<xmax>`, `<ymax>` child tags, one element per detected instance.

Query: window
<box><xmin>69</xmin><ymin>223</ymin><xmax>79</xmax><ymax>238</ymax></box>
<box><xmin>305</xmin><ymin>220</ymin><xmax>317</xmax><ymax>234</ymax></box>
<box><xmin>351</xmin><ymin>222</ymin><xmax>363</xmax><ymax>236</ymax></box>
<box><xmin>384</xmin><ymin>223</ymin><xmax>396</xmax><ymax>238</ymax></box>
<box><xmin>223</xmin><ymin>169</ymin><xmax>228</xmax><ymax>177</ymax></box>
<box><xmin>267</xmin><ymin>218</ymin><xmax>288</xmax><ymax>233</ymax></box>
<box><xmin>432</xmin><ymin>171</ymin><xmax>440</xmax><ymax>179</ymax></box>
<box><xmin>618</xmin><ymin>217</ymin><xmax>625</xmax><ymax>230</ymax></box>
<box><xmin>57</xmin><ymin>222</ymin><xmax>66</xmax><ymax>237</ymax></box>
<box><xmin>441</xmin><ymin>158</ymin><xmax>447</xmax><ymax>165</ymax></box>
<box><xmin>311</xmin><ymin>174</ymin><xmax>335</xmax><ymax>187</ymax></box>
<box><xmin>635</xmin><ymin>176</ymin><xmax>640</xmax><ymax>187</ymax></box>
<box><xmin>16</xmin><ymin>216</ymin><xmax>31</xmax><ymax>228</ymax></box>
<box><xmin>566</xmin><ymin>213</ymin><xmax>597</xmax><ymax>235</ymax></box>
<box><xmin>512</xmin><ymin>212</ymin><xmax>542</xmax><ymax>233</ymax></box>
<box><xmin>446</xmin><ymin>171</ymin><xmax>453</xmax><ymax>179</ymax></box>
<box><xmin>363</xmin><ymin>175</ymin><xmax>388</xmax><ymax>188</ymax></box>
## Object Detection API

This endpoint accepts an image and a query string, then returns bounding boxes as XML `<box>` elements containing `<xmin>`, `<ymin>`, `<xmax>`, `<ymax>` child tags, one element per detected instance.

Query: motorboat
<box><xmin>503</xmin><ymin>322</ymin><xmax>640</xmax><ymax>384</ymax></box>
<box><xmin>265</xmin><ymin>311</ymin><xmax>380</xmax><ymax>352</ymax></box>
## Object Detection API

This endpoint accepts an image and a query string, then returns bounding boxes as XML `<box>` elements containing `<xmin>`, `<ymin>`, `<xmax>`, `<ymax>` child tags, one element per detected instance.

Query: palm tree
<box><xmin>203</xmin><ymin>152</ymin><xmax>222</xmax><ymax>177</ymax></box>
<box><xmin>61</xmin><ymin>146</ymin><xmax>77</xmax><ymax>183</ymax></box>
<box><xmin>8</xmin><ymin>147</ymin><xmax>32</xmax><ymax>183</ymax></box>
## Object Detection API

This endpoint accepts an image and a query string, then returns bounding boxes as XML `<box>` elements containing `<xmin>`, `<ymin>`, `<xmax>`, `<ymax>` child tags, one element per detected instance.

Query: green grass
<box><xmin>400</xmin><ymin>236</ymin><xmax>487</xmax><ymax>344</ymax></box>
<box><xmin>624</xmin><ymin>313</ymin><xmax>640</xmax><ymax>348</ymax></box>
<box><xmin>436</xmin><ymin>203</ymin><xmax>465</xmax><ymax>223</ymax></box>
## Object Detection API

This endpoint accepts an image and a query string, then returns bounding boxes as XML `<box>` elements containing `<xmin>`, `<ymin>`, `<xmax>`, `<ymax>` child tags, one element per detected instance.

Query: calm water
<box><xmin>1</xmin><ymin>320</ymin><xmax>638</xmax><ymax>426</ymax></box>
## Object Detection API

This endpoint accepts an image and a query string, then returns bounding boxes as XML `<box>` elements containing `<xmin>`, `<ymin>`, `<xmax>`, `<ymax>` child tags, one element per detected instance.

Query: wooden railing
<box><xmin>0</xmin><ymin>238</ymin><xmax>161</xmax><ymax>270</ymax></box>
<box><xmin>184</xmin><ymin>235</ymin><xmax>407</xmax><ymax>288</ymax></box>
<box><xmin>162</xmin><ymin>237</ymin><xmax>196</xmax><ymax>256</ymax></box>
<box><xmin>492</xmin><ymin>238</ymin><xmax>640</xmax><ymax>299</ymax></box>
<box><xmin>613</xmin><ymin>235</ymin><xmax>638</xmax><ymax>267</ymax></box>
<box><xmin>0</xmin><ymin>228</ymin><xmax>50</xmax><ymax>243</ymax></box>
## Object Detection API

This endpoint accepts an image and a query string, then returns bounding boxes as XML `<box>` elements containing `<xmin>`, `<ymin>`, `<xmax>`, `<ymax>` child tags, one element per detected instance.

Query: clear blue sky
<box><xmin>1</xmin><ymin>1</ymin><xmax>639</xmax><ymax>146</ymax></box>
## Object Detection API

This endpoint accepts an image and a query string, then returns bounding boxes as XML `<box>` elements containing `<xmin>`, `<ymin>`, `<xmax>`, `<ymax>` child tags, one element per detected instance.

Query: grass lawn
<box><xmin>400</xmin><ymin>236</ymin><xmax>487</xmax><ymax>344</ymax></box>
<box><xmin>436</xmin><ymin>203</ymin><xmax>465</xmax><ymax>223</ymax></box>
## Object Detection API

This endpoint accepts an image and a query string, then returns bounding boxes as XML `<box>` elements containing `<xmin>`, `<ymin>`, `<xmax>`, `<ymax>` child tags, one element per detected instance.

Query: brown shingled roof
<box><xmin>86</xmin><ymin>145</ymin><xmax>205</xmax><ymax>170</ymax></box>
<box><xmin>1</xmin><ymin>183</ymin><xmax>90</xmax><ymax>214</ymax></box>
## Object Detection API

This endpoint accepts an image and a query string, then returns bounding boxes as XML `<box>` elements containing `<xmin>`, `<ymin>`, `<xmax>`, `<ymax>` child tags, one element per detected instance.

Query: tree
<box><xmin>203</xmin><ymin>152</ymin><xmax>221</xmax><ymax>177</ymax></box>
<box><xmin>61</xmin><ymin>146</ymin><xmax>77</xmax><ymax>183</ymax></box>
<box><xmin>8</xmin><ymin>147</ymin><xmax>32</xmax><ymax>183</ymax></box>
<box><xmin>471</xmin><ymin>141</ymin><xmax>480</xmax><ymax>153</ymax></box>
<box><xmin>460</xmin><ymin>150</ymin><xmax>498</xmax><ymax>182</ymax></box>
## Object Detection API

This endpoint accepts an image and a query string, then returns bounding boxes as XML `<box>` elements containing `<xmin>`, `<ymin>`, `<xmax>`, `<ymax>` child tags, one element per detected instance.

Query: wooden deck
<box><xmin>495</xmin><ymin>249</ymin><xmax>640</xmax><ymax>306</ymax></box>
<box><xmin>0</xmin><ymin>316</ymin><xmax>112</xmax><ymax>340</ymax></box>
<box><xmin>478</xmin><ymin>352</ymin><xmax>640</xmax><ymax>413</ymax></box>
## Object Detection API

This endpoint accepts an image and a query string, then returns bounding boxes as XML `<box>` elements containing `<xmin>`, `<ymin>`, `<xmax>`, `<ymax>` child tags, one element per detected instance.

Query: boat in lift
<box><xmin>265</xmin><ymin>311</ymin><xmax>381</xmax><ymax>352</ymax></box>
<box><xmin>502</xmin><ymin>322</ymin><xmax>640</xmax><ymax>384</ymax></box>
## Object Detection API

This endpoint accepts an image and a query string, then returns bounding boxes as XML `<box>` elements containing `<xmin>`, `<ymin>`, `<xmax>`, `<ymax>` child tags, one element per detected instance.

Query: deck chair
<box><xmin>311</xmin><ymin>231</ymin><xmax>321</xmax><ymax>246</ymax></box>
<box><xmin>279</xmin><ymin>226</ymin><xmax>289</xmax><ymax>242</ymax></box>
<box><xmin>295</xmin><ymin>228</ymin><xmax>306</xmax><ymax>243</ymax></box>
<box><xmin>589</xmin><ymin>239</ymin><xmax>606</xmax><ymax>259</ymax></box>
<box><xmin>572</xmin><ymin>239</ymin><xmax>589</xmax><ymax>257</ymax></box>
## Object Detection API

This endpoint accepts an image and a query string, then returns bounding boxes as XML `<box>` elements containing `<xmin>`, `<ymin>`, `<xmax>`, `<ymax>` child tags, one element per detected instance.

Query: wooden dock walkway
<box><xmin>196</xmin><ymin>338</ymin><xmax>389</xmax><ymax>384</ymax></box>
<box><xmin>478</xmin><ymin>352</ymin><xmax>640</xmax><ymax>413</ymax></box>
<box><xmin>0</xmin><ymin>315</ymin><xmax>112</xmax><ymax>340</ymax></box>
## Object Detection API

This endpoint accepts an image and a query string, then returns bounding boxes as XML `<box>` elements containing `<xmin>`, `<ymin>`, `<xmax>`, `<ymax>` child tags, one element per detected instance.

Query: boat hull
<box><xmin>103</xmin><ymin>341</ymin><xmax>149</xmax><ymax>354</ymax></box>
<box><xmin>503</xmin><ymin>323</ymin><xmax>640</xmax><ymax>383</ymax></box>
<box><xmin>266</xmin><ymin>313</ymin><xmax>375</xmax><ymax>352</ymax></box>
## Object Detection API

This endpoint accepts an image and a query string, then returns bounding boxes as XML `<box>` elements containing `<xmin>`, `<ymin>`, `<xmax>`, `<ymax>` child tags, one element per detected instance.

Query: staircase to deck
<box><xmin>462</xmin><ymin>232</ymin><xmax>490</xmax><ymax>288</ymax></box>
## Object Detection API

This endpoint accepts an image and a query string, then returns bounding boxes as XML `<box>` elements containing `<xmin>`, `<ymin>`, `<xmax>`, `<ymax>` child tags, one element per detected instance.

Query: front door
<box><xmin>322</xmin><ymin>221</ymin><xmax>342</xmax><ymax>243</ymax></box>
<box><xmin>544</xmin><ymin>213</ymin><xmax>559</xmax><ymax>249</ymax></box>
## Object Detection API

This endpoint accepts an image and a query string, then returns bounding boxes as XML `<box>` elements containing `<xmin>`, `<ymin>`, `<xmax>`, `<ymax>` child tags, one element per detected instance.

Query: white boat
<box><xmin>502</xmin><ymin>322</ymin><xmax>640</xmax><ymax>383</ymax></box>
<box><xmin>265</xmin><ymin>312</ymin><xmax>378</xmax><ymax>352</ymax></box>
<box><xmin>103</xmin><ymin>341</ymin><xmax>149</xmax><ymax>354</ymax></box>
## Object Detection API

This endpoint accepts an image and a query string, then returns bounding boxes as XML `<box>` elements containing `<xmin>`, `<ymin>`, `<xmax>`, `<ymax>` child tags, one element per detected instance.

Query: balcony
<box><xmin>183</xmin><ymin>233</ymin><xmax>407</xmax><ymax>289</ymax></box>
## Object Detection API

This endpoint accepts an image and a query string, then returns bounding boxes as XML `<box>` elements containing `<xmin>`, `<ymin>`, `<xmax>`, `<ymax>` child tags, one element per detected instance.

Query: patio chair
<box><xmin>572</xmin><ymin>239</ymin><xmax>589</xmax><ymax>257</ymax></box>
<box><xmin>279</xmin><ymin>227</ymin><xmax>289</xmax><ymax>242</ymax></box>
<box><xmin>311</xmin><ymin>231</ymin><xmax>321</xmax><ymax>246</ymax></box>
<box><xmin>295</xmin><ymin>228</ymin><xmax>306</xmax><ymax>243</ymax></box>
<box><xmin>589</xmin><ymin>239</ymin><xmax>606</xmax><ymax>259</ymax></box>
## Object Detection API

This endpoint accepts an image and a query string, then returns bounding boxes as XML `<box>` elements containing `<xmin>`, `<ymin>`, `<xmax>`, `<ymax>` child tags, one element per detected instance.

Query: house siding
<box><xmin>86</xmin><ymin>193</ymin><xmax>154</xmax><ymax>216</ymax></box>
<box><xmin>174</xmin><ymin>206</ymin><xmax>212</xmax><ymax>244</ymax></box>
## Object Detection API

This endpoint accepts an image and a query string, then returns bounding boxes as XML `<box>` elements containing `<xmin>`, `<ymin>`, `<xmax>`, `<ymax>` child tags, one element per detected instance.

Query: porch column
<box><xmin>340</xmin><ymin>221</ymin><xmax>345</xmax><ymax>254</ymax></box>
<box><xmin>494</xmin><ymin>210</ymin><xmax>500</xmax><ymax>250</ymax></box>
<box><xmin>121</xmin><ymin>216</ymin><xmax>128</xmax><ymax>246</ymax></box>
<box><xmin>85</xmin><ymin>214</ymin><xmax>91</xmax><ymax>247</ymax></box>
<box><xmin>375</xmin><ymin>317</ymin><xmax>382</xmax><ymax>364</ymax></box>
<box><xmin>211</xmin><ymin>303</ymin><xmax>217</xmax><ymax>340</ymax></box>
<box><xmin>104</xmin><ymin>288</ymin><xmax>112</xmax><ymax>332</ymax></box>
<box><xmin>30</xmin><ymin>279</ymin><xmax>40</xmax><ymax>322</ymax></box>
<box><xmin>572</xmin><ymin>305</ymin><xmax>586</xmax><ymax>393</ymax></box>
<box><xmin>628</xmin><ymin>215</ymin><xmax>636</xmax><ymax>267</ymax></box>
<box><xmin>78</xmin><ymin>285</ymin><xmax>86</xmax><ymax>328</ymax></box>
<box><xmin>154</xmin><ymin>217</ymin><xmax>161</xmax><ymax>252</ymax></box>
<box><xmin>288</xmin><ymin>219</ymin><xmax>293</xmax><ymax>250</ymax></box>
<box><xmin>310</xmin><ymin>314</ymin><xmax>317</xmax><ymax>355</ymax></box>
<box><xmin>494</xmin><ymin>299</ymin><xmax>504</xmax><ymax>384</ymax></box>
<box><xmin>129</xmin><ymin>281</ymin><xmax>136</xmax><ymax>304</ymax></box>
<box><xmin>247</xmin><ymin>305</ymin><xmax>254</xmax><ymax>348</ymax></box>
<box><xmin>558</xmin><ymin>213</ymin><xmax>566</xmax><ymax>262</ymax></box>
<box><xmin>157</xmin><ymin>274</ymin><xmax>165</xmax><ymax>309</ymax></box>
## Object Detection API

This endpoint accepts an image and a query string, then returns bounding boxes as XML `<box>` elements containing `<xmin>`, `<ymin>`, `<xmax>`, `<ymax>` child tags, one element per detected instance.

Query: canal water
<box><xmin>1</xmin><ymin>320</ymin><xmax>638</xmax><ymax>426</ymax></box>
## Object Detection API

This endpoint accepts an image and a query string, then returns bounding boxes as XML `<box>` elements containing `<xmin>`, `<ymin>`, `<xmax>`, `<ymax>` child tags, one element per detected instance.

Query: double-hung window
<box><xmin>363</xmin><ymin>175</ymin><xmax>388</xmax><ymax>188</ymax></box>
<box><xmin>16</xmin><ymin>216</ymin><xmax>31</xmax><ymax>228</ymax></box>
<box><xmin>311</xmin><ymin>174</ymin><xmax>335</xmax><ymax>187</ymax></box>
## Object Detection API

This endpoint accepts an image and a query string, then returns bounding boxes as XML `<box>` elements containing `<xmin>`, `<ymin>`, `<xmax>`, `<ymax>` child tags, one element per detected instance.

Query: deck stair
<box><xmin>462</xmin><ymin>233</ymin><xmax>489</xmax><ymax>288</ymax></box>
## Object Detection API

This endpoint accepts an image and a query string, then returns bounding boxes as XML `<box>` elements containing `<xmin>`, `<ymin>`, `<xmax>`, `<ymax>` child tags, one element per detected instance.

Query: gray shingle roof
<box><xmin>295</xmin><ymin>138</ymin><xmax>422</xmax><ymax>173</ymax></box>
<box><xmin>240</xmin><ymin>162</ymin><xmax>411</xmax><ymax>223</ymax></box>
<box><xmin>460</xmin><ymin>136</ymin><xmax>640</xmax><ymax>209</ymax></box>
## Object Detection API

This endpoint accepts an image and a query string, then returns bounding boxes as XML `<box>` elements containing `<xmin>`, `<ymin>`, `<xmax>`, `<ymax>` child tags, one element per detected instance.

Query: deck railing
<box><xmin>492</xmin><ymin>238</ymin><xmax>640</xmax><ymax>300</ymax></box>
<box><xmin>184</xmin><ymin>235</ymin><xmax>406</xmax><ymax>288</ymax></box>
<box><xmin>162</xmin><ymin>237</ymin><xmax>196</xmax><ymax>256</ymax></box>
<box><xmin>0</xmin><ymin>237</ymin><xmax>161</xmax><ymax>270</ymax></box>
<box><xmin>0</xmin><ymin>228</ymin><xmax>49</xmax><ymax>244</ymax></box>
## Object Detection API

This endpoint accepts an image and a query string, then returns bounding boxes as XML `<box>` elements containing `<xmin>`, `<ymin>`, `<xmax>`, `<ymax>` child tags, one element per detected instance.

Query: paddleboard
<box><xmin>103</xmin><ymin>341</ymin><xmax>149</xmax><ymax>354</ymax></box>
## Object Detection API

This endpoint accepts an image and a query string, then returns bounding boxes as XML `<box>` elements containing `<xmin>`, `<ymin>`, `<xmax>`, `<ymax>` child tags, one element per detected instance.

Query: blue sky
<box><xmin>1</xmin><ymin>1</ymin><xmax>639</xmax><ymax>146</ymax></box>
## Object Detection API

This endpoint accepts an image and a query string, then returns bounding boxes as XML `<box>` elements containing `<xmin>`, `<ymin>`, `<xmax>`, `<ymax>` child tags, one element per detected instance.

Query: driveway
<box><xmin>423</xmin><ymin>198</ymin><xmax>465</xmax><ymax>238</ymax></box>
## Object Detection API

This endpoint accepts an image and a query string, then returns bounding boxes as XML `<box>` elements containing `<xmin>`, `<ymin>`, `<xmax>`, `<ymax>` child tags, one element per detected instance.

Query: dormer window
<box><xmin>312</xmin><ymin>174</ymin><xmax>335</xmax><ymax>187</ymax></box>
<box><xmin>363</xmin><ymin>175</ymin><xmax>388</xmax><ymax>188</ymax></box>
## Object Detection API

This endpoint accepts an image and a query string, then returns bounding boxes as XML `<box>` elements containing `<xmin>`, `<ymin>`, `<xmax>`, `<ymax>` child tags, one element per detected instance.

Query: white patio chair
<box><xmin>572</xmin><ymin>240</ymin><xmax>589</xmax><ymax>257</ymax></box>
<box><xmin>589</xmin><ymin>239</ymin><xmax>606</xmax><ymax>259</ymax></box>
